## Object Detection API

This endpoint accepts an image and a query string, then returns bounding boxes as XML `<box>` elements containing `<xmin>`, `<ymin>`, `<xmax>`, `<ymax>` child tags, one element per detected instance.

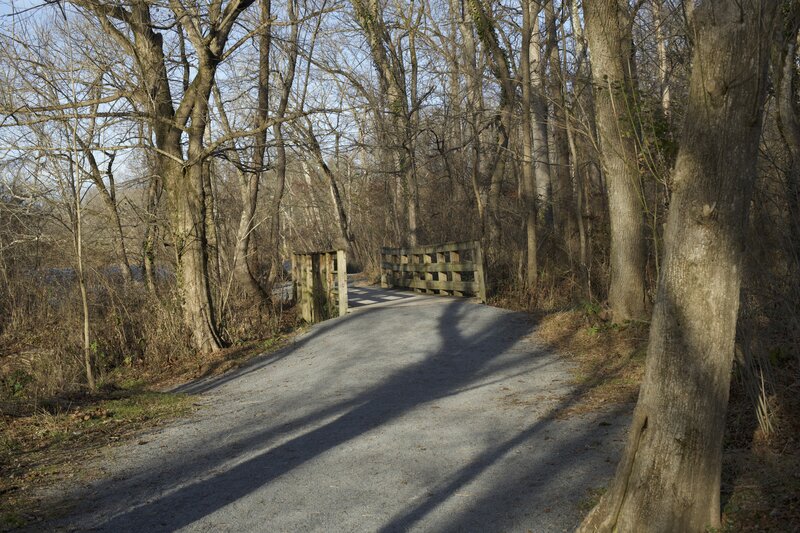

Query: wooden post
<box><xmin>400</xmin><ymin>250</ymin><xmax>413</xmax><ymax>287</ymax></box>
<box><xmin>436</xmin><ymin>251</ymin><xmax>447</xmax><ymax>296</ymax></box>
<box><xmin>451</xmin><ymin>249</ymin><xmax>463</xmax><ymax>296</ymax></box>
<box><xmin>424</xmin><ymin>252</ymin><xmax>433</xmax><ymax>294</ymax></box>
<box><xmin>312</xmin><ymin>254</ymin><xmax>325</xmax><ymax>322</ymax></box>
<box><xmin>473</xmin><ymin>240</ymin><xmax>487</xmax><ymax>303</ymax></box>
<box><xmin>337</xmin><ymin>249</ymin><xmax>348</xmax><ymax>316</ymax></box>
<box><xmin>325</xmin><ymin>252</ymin><xmax>335</xmax><ymax>319</ymax></box>
<box><xmin>302</xmin><ymin>254</ymin><xmax>313</xmax><ymax>322</ymax></box>
<box><xmin>291</xmin><ymin>253</ymin><xmax>298</xmax><ymax>303</ymax></box>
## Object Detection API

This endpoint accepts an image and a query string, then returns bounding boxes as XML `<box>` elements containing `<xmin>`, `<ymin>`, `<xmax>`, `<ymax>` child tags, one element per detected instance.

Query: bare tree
<box><xmin>71</xmin><ymin>0</ymin><xmax>258</xmax><ymax>352</ymax></box>
<box><xmin>584</xmin><ymin>0</ymin><xmax>648</xmax><ymax>320</ymax></box>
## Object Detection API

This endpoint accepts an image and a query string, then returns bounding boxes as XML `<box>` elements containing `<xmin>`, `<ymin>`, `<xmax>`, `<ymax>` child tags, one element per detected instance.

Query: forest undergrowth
<box><xmin>530</xmin><ymin>295</ymin><xmax>800</xmax><ymax>533</ymax></box>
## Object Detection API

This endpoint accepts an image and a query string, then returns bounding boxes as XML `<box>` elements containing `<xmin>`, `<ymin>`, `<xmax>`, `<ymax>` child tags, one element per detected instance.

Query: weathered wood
<box><xmin>423</xmin><ymin>253</ymin><xmax>433</xmax><ymax>294</ymax></box>
<box><xmin>382</xmin><ymin>240</ymin><xmax>481</xmax><ymax>256</ymax></box>
<box><xmin>392</xmin><ymin>279</ymin><xmax>481</xmax><ymax>292</ymax></box>
<box><xmin>337</xmin><ymin>249</ymin><xmax>348</xmax><ymax>317</ymax></box>
<box><xmin>380</xmin><ymin>261</ymin><xmax>478</xmax><ymax>273</ymax></box>
<box><xmin>436</xmin><ymin>252</ymin><xmax>447</xmax><ymax>295</ymax></box>
<box><xmin>381</xmin><ymin>240</ymin><xmax>487</xmax><ymax>302</ymax></box>
<box><xmin>451</xmin><ymin>250</ymin><xmax>463</xmax><ymax>297</ymax></box>
<box><xmin>293</xmin><ymin>249</ymin><xmax>348</xmax><ymax>323</ymax></box>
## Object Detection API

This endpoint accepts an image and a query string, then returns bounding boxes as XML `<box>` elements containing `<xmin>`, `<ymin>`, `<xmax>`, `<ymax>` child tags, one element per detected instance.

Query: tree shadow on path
<box><xmin>77</xmin><ymin>299</ymin><xmax>542</xmax><ymax>531</ymax></box>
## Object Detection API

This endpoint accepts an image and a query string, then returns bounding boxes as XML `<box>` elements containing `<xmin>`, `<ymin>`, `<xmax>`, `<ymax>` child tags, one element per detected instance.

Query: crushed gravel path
<box><xmin>42</xmin><ymin>291</ymin><xmax>630</xmax><ymax>532</ymax></box>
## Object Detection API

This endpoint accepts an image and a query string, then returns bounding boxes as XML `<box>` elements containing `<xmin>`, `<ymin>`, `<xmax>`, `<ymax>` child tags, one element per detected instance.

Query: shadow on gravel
<box><xmin>55</xmin><ymin>297</ymin><xmax>633</xmax><ymax>531</ymax></box>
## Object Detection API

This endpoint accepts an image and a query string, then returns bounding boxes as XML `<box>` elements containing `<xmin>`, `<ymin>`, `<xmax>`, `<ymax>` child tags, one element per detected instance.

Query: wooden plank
<box><xmin>337</xmin><ymin>249</ymin><xmax>348</xmax><ymax>317</ymax></box>
<box><xmin>391</xmin><ymin>278</ymin><xmax>480</xmax><ymax>292</ymax></box>
<box><xmin>381</xmin><ymin>240</ymin><xmax>478</xmax><ymax>256</ymax></box>
<box><xmin>380</xmin><ymin>261</ymin><xmax>478</xmax><ymax>273</ymax></box>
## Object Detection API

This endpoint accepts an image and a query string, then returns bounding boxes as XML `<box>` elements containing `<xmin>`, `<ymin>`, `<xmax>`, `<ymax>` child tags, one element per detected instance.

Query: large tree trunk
<box><xmin>529</xmin><ymin>8</ymin><xmax>551</xmax><ymax>231</ymax></box>
<box><xmin>164</xmin><ymin>153</ymin><xmax>224</xmax><ymax>353</ymax></box>
<box><xmin>520</xmin><ymin>0</ymin><xmax>539</xmax><ymax>289</ymax></box>
<box><xmin>579</xmin><ymin>1</ymin><xmax>778</xmax><ymax>530</ymax></box>
<box><xmin>584</xmin><ymin>0</ymin><xmax>647</xmax><ymax>321</ymax></box>
<box><xmin>775</xmin><ymin>2</ymin><xmax>800</xmax><ymax>259</ymax></box>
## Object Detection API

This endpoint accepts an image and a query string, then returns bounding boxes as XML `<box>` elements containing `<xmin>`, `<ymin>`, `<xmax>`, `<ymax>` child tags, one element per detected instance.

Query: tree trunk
<box><xmin>233</xmin><ymin>0</ymin><xmax>273</xmax><ymax>303</ymax></box>
<box><xmin>584</xmin><ymin>0</ymin><xmax>647</xmax><ymax>321</ymax></box>
<box><xmin>164</xmin><ymin>154</ymin><xmax>224</xmax><ymax>353</ymax></box>
<box><xmin>775</xmin><ymin>2</ymin><xmax>800</xmax><ymax>259</ymax></box>
<box><xmin>546</xmin><ymin>0</ymin><xmax>579</xmax><ymax>265</ymax></box>
<box><xmin>579</xmin><ymin>1</ymin><xmax>778</xmax><ymax>530</ymax></box>
<box><xmin>142</xmin><ymin>169</ymin><xmax>161</xmax><ymax>294</ymax></box>
<box><xmin>466</xmin><ymin>0</ymin><xmax>516</xmax><ymax>251</ymax></box>
<box><xmin>520</xmin><ymin>0</ymin><xmax>539</xmax><ymax>289</ymax></box>
<box><xmin>306</xmin><ymin>125</ymin><xmax>356</xmax><ymax>251</ymax></box>
<box><xmin>653</xmin><ymin>0</ymin><xmax>670</xmax><ymax>119</ymax></box>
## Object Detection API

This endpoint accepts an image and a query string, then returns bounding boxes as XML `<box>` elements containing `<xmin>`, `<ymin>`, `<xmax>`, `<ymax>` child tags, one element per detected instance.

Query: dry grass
<box><xmin>0</xmin><ymin>314</ymin><xmax>300</xmax><ymax>531</ymax></box>
<box><xmin>534</xmin><ymin>308</ymin><xmax>648</xmax><ymax>415</ymax></box>
<box><xmin>717</xmin><ymin>359</ymin><xmax>800</xmax><ymax>532</ymax></box>
<box><xmin>534</xmin><ymin>306</ymin><xmax>800</xmax><ymax>532</ymax></box>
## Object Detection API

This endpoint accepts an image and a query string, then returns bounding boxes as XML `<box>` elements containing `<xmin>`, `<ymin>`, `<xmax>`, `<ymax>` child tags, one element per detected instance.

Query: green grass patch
<box><xmin>0</xmin><ymin>388</ymin><xmax>194</xmax><ymax>530</ymax></box>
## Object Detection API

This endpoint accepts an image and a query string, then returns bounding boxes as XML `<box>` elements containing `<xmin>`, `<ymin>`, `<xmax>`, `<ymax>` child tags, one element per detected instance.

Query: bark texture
<box><xmin>584</xmin><ymin>0</ymin><xmax>647</xmax><ymax>320</ymax></box>
<box><xmin>579</xmin><ymin>1</ymin><xmax>778</xmax><ymax>530</ymax></box>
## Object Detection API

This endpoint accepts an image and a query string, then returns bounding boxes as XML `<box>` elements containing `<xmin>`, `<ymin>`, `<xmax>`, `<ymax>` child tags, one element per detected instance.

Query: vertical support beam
<box><xmin>424</xmin><ymin>252</ymin><xmax>433</xmax><ymax>294</ymax></box>
<box><xmin>436</xmin><ymin>251</ymin><xmax>447</xmax><ymax>295</ymax></box>
<box><xmin>337</xmin><ymin>249</ymin><xmax>348</xmax><ymax>317</ymax></box>
<box><xmin>311</xmin><ymin>253</ymin><xmax>324</xmax><ymax>322</ymax></box>
<box><xmin>325</xmin><ymin>252</ymin><xmax>335</xmax><ymax>319</ymax></box>
<box><xmin>303</xmin><ymin>254</ymin><xmax>313</xmax><ymax>322</ymax></box>
<box><xmin>451</xmin><ymin>250</ymin><xmax>463</xmax><ymax>296</ymax></box>
<box><xmin>473</xmin><ymin>240</ymin><xmax>487</xmax><ymax>303</ymax></box>
<box><xmin>291</xmin><ymin>253</ymin><xmax>298</xmax><ymax>303</ymax></box>
<box><xmin>401</xmin><ymin>251</ymin><xmax>409</xmax><ymax>290</ymax></box>
<box><xmin>413</xmin><ymin>253</ymin><xmax>422</xmax><ymax>293</ymax></box>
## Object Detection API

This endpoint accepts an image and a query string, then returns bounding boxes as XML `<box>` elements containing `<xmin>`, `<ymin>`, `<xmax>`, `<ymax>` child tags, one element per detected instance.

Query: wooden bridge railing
<box><xmin>380</xmin><ymin>240</ymin><xmax>487</xmax><ymax>302</ymax></box>
<box><xmin>292</xmin><ymin>250</ymin><xmax>348</xmax><ymax>323</ymax></box>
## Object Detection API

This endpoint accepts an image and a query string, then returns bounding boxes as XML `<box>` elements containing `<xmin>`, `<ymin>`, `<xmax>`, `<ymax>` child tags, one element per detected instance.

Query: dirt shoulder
<box><xmin>0</xmin><ymin>334</ymin><xmax>297</xmax><ymax>531</ymax></box>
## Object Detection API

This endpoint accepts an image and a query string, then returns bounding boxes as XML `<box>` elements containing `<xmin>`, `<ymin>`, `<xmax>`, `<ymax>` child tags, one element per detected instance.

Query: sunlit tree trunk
<box><xmin>584</xmin><ymin>0</ymin><xmax>647</xmax><ymax>321</ymax></box>
<box><xmin>579</xmin><ymin>1</ymin><xmax>778</xmax><ymax>529</ymax></box>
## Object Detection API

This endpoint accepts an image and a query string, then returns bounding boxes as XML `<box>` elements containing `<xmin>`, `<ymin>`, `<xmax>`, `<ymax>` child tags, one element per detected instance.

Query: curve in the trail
<box><xmin>42</xmin><ymin>288</ymin><xmax>630</xmax><ymax>533</ymax></box>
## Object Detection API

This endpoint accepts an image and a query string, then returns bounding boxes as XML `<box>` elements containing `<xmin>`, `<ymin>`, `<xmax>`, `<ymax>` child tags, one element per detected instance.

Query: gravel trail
<box><xmin>43</xmin><ymin>290</ymin><xmax>630</xmax><ymax>532</ymax></box>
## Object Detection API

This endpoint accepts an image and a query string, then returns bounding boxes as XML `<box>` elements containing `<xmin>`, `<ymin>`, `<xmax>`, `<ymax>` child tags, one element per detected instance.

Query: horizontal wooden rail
<box><xmin>380</xmin><ymin>240</ymin><xmax>486</xmax><ymax>302</ymax></box>
<box><xmin>292</xmin><ymin>249</ymin><xmax>347</xmax><ymax>323</ymax></box>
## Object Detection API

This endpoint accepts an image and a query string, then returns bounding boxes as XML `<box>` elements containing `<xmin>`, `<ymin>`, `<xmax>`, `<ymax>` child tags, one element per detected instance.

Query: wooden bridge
<box><xmin>292</xmin><ymin>240</ymin><xmax>487</xmax><ymax>324</ymax></box>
